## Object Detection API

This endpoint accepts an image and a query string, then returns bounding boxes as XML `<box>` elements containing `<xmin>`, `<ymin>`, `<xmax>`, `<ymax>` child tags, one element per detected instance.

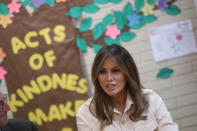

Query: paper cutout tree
<box><xmin>0</xmin><ymin>0</ymin><xmax>181</xmax><ymax>53</ymax></box>
<box><xmin>0</xmin><ymin>0</ymin><xmax>92</xmax><ymax>131</ymax></box>
<box><xmin>66</xmin><ymin>0</ymin><xmax>181</xmax><ymax>52</ymax></box>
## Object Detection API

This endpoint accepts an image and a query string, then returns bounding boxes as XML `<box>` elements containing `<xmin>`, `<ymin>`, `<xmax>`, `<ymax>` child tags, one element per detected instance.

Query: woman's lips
<box><xmin>106</xmin><ymin>84</ymin><xmax>116</xmax><ymax>88</ymax></box>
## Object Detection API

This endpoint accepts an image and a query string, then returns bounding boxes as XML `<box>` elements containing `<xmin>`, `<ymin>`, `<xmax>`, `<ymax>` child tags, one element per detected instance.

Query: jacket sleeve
<box><xmin>76</xmin><ymin>107</ymin><xmax>93</xmax><ymax>131</ymax></box>
<box><xmin>31</xmin><ymin>121</ymin><xmax>38</xmax><ymax>131</ymax></box>
<box><xmin>154</xmin><ymin>92</ymin><xmax>179</xmax><ymax>131</ymax></box>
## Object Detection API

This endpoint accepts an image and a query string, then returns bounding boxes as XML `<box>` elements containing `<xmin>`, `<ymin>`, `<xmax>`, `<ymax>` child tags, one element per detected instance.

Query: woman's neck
<box><xmin>112</xmin><ymin>90</ymin><xmax>127</xmax><ymax>113</ymax></box>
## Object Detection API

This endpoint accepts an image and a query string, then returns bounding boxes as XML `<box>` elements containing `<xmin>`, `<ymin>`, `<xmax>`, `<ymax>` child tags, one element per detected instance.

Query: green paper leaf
<box><xmin>79</xmin><ymin>17</ymin><xmax>92</xmax><ymax>32</ymax></box>
<box><xmin>110</xmin><ymin>0</ymin><xmax>121</xmax><ymax>4</ymax></box>
<box><xmin>157</xmin><ymin>68</ymin><xmax>174</xmax><ymax>79</ymax></box>
<box><xmin>165</xmin><ymin>5</ymin><xmax>181</xmax><ymax>15</ymax></box>
<box><xmin>142</xmin><ymin>15</ymin><xmax>157</xmax><ymax>23</ymax></box>
<box><xmin>84</xmin><ymin>4</ymin><xmax>100</xmax><ymax>13</ymax></box>
<box><xmin>76</xmin><ymin>36</ymin><xmax>87</xmax><ymax>52</ymax></box>
<box><xmin>118</xmin><ymin>31</ymin><xmax>136</xmax><ymax>42</ymax></box>
<box><xmin>104</xmin><ymin>37</ymin><xmax>120</xmax><ymax>45</ymax></box>
<box><xmin>147</xmin><ymin>0</ymin><xmax>156</xmax><ymax>4</ymax></box>
<box><xmin>114</xmin><ymin>11</ymin><xmax>126</xmax><ymax>30</ymax></box>
<box><xmin>18</xmin><ymin>0</ymin><xmax>30</xmax><ymax>6</ymax></box>
<box><xmin>102</xmin><ymin>14</ymin><xmax>113</xmax><ymax>27</ymax></box>
<box><xmin>92</xmin><ymin>44</ymin><xmax>103</xmax><ymax>53</ymax></box>
<box><xmin>123</xmin><ymin>3</ymin><xmax>133</xmax><ymax>17</ymax></box>
<box><xmin>67</xmin><ymin>6</ymin><xmax>83</xmax><ymax>18</ymax></box>
<box><xmin>44</xmin><ymin>0</ymin><xmax>55</xmax><ymax>6</ymax></box>
<box><xmin>18</xmin><ymin>0</ymin><xmax>34</xmax><ymax>7</ymax></box>
<box><xmin>93</xmin><ymin>0</ymin><xmax>109</xmax><ymax>4</ymax></box>
<box><xmin>135</xmin><ymin>0</ymin><xmax>144</xmax><ymax>13</ymax></box>
<box><xmin>93</xmin><ymin>23</ymin><xmax>106</xmax><ymax>40</ymax></box>
<box><xmin>0</xmin><ymin>3</ymin><xmax>9</xmax><ymax>15</ymax></box>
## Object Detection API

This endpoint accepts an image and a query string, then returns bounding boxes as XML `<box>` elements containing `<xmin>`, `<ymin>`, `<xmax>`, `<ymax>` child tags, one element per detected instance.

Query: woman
<box><xmin>76</xmin><ymin>44</ymin><xmax>178</xmax><ymax>131</ymax></box>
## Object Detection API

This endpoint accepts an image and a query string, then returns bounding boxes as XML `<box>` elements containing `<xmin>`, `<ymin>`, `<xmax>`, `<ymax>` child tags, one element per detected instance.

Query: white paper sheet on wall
<box><xmin>148</xmin><ymin>19</ymin><xmax>197</xmax><ymax>62</ymax></box>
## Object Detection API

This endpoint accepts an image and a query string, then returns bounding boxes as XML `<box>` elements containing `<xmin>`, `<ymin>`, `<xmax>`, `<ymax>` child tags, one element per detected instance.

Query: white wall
<box><xmin>81</xmin><ymin>0</ymin><xmax>197</xmax><ymax>130</ymax></box>
<box><xmin>0</xmin><ymin>0</ymin><xmax>196</xmax><ymax>130</ymax></box>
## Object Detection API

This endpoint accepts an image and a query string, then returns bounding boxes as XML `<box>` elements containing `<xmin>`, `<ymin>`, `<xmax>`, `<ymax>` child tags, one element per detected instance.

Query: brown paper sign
<box><xmin>0</xmin><ymin>2</ymin><xmax>91</xmax><ymax>131</ymax></box>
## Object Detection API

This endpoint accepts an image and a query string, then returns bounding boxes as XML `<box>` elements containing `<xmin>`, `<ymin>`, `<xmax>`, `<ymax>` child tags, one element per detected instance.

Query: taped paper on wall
<box><xmin>148</xmin><ymin>19</ymin><xmax>197</xmax><ymax>62</ymax></box>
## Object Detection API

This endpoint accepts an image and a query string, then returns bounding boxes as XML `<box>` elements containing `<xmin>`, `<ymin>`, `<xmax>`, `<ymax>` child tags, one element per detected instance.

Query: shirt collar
<box><xmin>113</xmin><ymin>89</ymin><xmax>151</xmax><ymax>114</ymax></box>
<box><xmin>113</xmin><ymin>92</ymin><xmax>134</xmax><ymax>114</ymax></box>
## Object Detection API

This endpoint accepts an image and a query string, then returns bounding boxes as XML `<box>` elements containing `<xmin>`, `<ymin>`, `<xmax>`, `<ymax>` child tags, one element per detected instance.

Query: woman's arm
<box><xmin>76</xmin><ymin>99</ymin><xmax>96</xmax><ymax>131</ymax></box>
<box><xmin>154</xmin><ymin>92</ymin><xmax>179</xmax><ymax>131</ymax></box>
<box><xmin>76</xmin><ymin>113</ymin><xmax>92</xmax><ymax>131</ymax></box>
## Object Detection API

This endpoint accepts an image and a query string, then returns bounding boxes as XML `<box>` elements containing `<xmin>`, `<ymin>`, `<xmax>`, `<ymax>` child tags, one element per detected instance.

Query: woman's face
<box><xmin>98</xmin><ymin>56</ymin><xmax>127</xmax><ymax>98</ymax></box>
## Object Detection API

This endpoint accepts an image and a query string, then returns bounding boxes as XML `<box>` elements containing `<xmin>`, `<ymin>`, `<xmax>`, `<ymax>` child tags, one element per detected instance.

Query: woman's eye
<box><xmin>112</xmin><ymin>68</ymin><xmax>121</xmax><ymax>73</ymax></box>
<box><xmin>99</xmin><ymin>70</ymin><xmax>106</xmax><ymax>74</ymax></box>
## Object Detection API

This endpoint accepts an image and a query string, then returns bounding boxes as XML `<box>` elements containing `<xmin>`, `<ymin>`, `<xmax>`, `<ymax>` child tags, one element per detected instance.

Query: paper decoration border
<box><xmin>0</xmin><ymin>0</ymin><xmax>181</xmax><ymax>52</ymax></box>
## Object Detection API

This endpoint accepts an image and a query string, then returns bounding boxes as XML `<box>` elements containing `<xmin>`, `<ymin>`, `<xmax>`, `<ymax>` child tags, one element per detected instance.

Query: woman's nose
<box><xmin>107</xmin><ymin>72</ymin><xmax>113</xmax><ymax>81</ymax></box>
